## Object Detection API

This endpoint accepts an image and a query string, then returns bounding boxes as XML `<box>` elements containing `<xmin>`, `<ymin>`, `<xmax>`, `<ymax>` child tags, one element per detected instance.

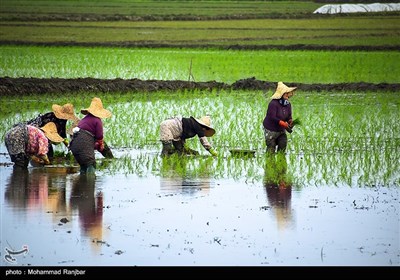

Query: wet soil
<box><xmin>1</xmin><ymin>77</ymin><xmax>399</xmax><ymax>96</ymax></box>
<box><xmin>2</xmin><ymin>40</ymin><xmax>398</xmax><ymax>51</ymax></box>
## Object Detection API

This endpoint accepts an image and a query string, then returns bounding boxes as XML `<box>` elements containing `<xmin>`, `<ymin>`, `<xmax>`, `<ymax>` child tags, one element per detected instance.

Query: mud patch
<box><xmin>1</xmin><ymin>40</ymin><xmax>399</xmax><ymax>51</ymax></box>
<box><xmin>1</xmin><ymin>77</ymin><xmax>399</xmax><ymax>96</ymax></box>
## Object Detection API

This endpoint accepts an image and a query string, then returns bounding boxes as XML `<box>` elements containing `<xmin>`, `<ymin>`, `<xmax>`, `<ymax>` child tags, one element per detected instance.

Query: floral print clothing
<box><xmin>5</xmin><ymin>124</ymin><xmax>49</xmax><ymax>167</ymax></box>
<box><xmin>26</xmin><ymin>125</ymin><xmax>49</xmax><ymax>156</ymax></box>
<box><xmin>26</xmin><ymin>112</ymin><xmax>67</xmax><ymax>138</ymax></box>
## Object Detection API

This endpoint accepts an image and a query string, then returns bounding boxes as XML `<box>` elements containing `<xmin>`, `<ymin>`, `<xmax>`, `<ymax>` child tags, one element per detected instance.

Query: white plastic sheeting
<box><xmin>313</xmin><ymin>3</ymin><xmax>400</xmax><ymax>14</ymax></box>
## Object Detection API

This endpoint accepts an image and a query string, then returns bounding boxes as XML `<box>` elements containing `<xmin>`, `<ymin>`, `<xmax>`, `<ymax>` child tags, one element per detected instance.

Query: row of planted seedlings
<box><xmin>0</xmin><ymin>89</ymin><xmax>398</xmax><ymax>188</ymax></box>
<box><xmin>2</xmin><ymin>46</ymin><xmax>400</xmax><ymax>84</ymax></box>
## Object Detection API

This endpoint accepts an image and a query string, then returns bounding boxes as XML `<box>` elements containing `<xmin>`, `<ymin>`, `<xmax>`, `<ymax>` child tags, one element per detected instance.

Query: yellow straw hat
<box><xmin>40</xmin><ymin>122</ymin><xmax>64</xmax><ymax>143</ymax></box>
<box><xmin>81</xmin><ymin>97</ymin><xmax>112</xmax><ymax>119</ymax></box>
<box><xmin>271</xmin><ymin>82</ymin><xmax>297</xmax><ymax>99</ymax></box>
<box><xmin>52</xmin><ymin>103</ymin><xmax>78</xmax><ymax>120</ymax></box>
<box><xmin>192</xmin><ymin>116</ymin><xmax>216</xmax><ymax>137</ymax></box>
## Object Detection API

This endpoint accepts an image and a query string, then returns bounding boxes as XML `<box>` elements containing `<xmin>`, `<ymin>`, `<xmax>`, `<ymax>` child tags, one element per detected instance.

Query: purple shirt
<box><xmin>263</xmin><ymin>99</ymin><xmax>292</xmax><ymax>132</ymax></box>
<box><xmin>78</xmin><ymin>114</ymin><xmax>103</xmax><ymax>140</ymax></box>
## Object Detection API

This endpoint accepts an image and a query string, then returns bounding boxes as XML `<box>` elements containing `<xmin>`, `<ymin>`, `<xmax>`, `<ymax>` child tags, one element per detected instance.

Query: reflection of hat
<box><xmin>192</xmin><ymin>116</ymin><xmax>215</xmax><ymax>137</ymax></box>
<box><xmin>40</xmin><ymin>122</ymin><xmax>64</xmax><ymax>143</ymax></box>
<box><xmin>52</xmin><ymin>103</ymin><xmax>78</xmax><ymax>120</ymax></box>
<box><xmin>271</xmin><ymin>82</ymin><xmax>297</xmax><ymax>99</ymax></box>
<box><xmin>81</xmin><ymin>97</ymin><xmax>112</xmax><ymax>119</ymax></box>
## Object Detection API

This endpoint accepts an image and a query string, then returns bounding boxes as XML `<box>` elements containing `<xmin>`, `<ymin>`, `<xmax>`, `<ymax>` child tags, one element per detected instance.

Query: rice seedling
<box><xmin>1</xmin><ymin>46</ymin><xmax>399</xmax><ymax>84</ymax></box>
<box><xmin>0</xmin><ymin>89</ymin><xmax>398</xmax><ymax>188</ymax></box>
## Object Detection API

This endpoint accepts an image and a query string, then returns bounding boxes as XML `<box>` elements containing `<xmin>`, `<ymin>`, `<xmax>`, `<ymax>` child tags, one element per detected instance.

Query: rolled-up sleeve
<box><xmin>199</xmin><ymin>136</ymin><xmax>212</xmax><ymax>150</ymax></box>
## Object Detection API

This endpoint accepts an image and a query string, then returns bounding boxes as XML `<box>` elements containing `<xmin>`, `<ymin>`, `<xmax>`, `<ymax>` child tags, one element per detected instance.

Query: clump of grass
<box><xmin>292</xmin><ymin>118</ymin><xmax>301</xmax><ymax>126</ymax></box>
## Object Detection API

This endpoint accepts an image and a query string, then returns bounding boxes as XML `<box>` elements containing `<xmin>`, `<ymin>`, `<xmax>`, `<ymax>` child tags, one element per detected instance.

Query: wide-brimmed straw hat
<box><xmin>192</xmin><ymin>116</ymin><xmax>216</xmax><ymax>137</ymax></box>
<box><xmin>40</xmin><ymin>122</ymin><xmax>64</xmax><ymax>143</ymax></box>
<box><xmin>271</xmin><ymin>82</ymin><xmax>297</xmax><ymax>99</ymax></box>
<box><xmin>81</xmin><ymin>97</ymin><xmax>112</xmax><ymax>119</ymax></box>
<box><xmin>52</xmin><ymin>103</ymin><xmax>78</xmax><ymax>120</ymax></box>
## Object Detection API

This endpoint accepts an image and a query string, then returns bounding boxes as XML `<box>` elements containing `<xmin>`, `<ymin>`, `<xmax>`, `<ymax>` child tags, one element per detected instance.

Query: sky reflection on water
<box><xmin>1</xmin><ymin>147</ymin><xmax>398</xmax><ymax>266</ymax></box>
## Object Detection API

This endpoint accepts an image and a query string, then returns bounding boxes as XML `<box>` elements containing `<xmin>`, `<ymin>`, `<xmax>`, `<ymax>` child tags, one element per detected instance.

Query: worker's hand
<box><xmin>288</xmin><ymin>119</ymin><xmax>293</xmax><ymax>128</ymax></box>
<box><xmin>31</xmin><ymin>155</ymin><xmax>44</xmax><ymax>165</ymax></box>
<box><xmin>279</xmin><ymin>120</ymin><xmax>292</xmax><ymax>133</ymax></box>
<box><xmin>209</xmin><ymin>148</ymin><xmax>218</xmax><ymax>157</ymax></box>
<box><xmin>41</xmin><ymin>155</ymin><xmax>51</xmax><ymax>165</ymax></box>
<box><xmin>279</xmin><ymin>120</ymin><xmax>289</xmax><ymax>129</ymax></box>
<box><xmin>95</xmin><ymin>139</ymin><xmax>105</xmax><ymax>152</ymax></box>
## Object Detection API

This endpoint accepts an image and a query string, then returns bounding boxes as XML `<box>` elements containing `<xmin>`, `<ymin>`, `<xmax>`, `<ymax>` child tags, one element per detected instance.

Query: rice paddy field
<box><xmin>0</xmin><ymin>0</ymin><xmax>399</xmax><ymax>269</ymax></box>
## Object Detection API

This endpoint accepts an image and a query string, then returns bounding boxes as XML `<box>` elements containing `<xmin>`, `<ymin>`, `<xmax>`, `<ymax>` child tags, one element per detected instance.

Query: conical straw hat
<box><xmin>271</xmin><ymin>82</ymin><xmax>297</xmax><ymax>99</ymax></box>
<box><xmin>52</xmin><ymin>103</ymin><xmax>78</xmax><ymax>120</ymax></box>
<box><xmin>81</xmin><ymin>97</ymin><xmax>112</xmax><ymax>119</ymax></box>
<box><xmin>192</xmin><ymin>116</ymin><xmax>215</xmax><ymax>137</ymax></box>
<box><xmin>40</xmin><ymin>122</ymin><xmax>64</xmax><ymax>143</ymax></box>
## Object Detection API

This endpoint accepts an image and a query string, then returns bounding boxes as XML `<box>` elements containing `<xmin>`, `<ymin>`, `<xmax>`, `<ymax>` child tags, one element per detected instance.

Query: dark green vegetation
<box><xmin>0</xmin><ymin>1</ymin><xmax>399</xmax><ymax>94</ymax></box>
<box><xmin>0</xmin><ymin>0</ymin><xmax>399</xmax><ymax>49</ymax></box>
<box><xmin>0</xmin><ymin>0</ymin><xmax>325</xmax><ymax>21</ymax></box>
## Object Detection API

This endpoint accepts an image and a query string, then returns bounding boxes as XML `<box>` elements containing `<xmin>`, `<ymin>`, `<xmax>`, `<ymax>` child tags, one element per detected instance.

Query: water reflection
<box><xmin>4</xmin><ymin>168</ymin><xmax>30</xmax><ymax>208</ymax></box>
<box><xmin>159</xmin><ymin>156</ymin><xmax>212</xmax><ymax>195</ymax></box>
<box><xmin>5</xmin><ymin>167</ymin><xmax>68</xmax><ymax>215</ymax></box>
<box><xmin>263</xmin><ymin>153</ymin><xmax>295</xmax><ymax>231</ymax></box>
<box><xmin>69</xmin><ymin>175</ymin><xmax>104</xmax><ymax>244</ymax></box>
<box><xmin>4</xmin><ymin>167</ymin><xmax>104</xmax><ymax>252</ymax></box>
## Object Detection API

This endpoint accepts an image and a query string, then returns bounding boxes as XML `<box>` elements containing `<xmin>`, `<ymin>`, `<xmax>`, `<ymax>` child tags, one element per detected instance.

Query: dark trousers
<box><xmin>264</xmin><ymin>129</ymin><xmax>287</xmax><ymax>153</ymax></box>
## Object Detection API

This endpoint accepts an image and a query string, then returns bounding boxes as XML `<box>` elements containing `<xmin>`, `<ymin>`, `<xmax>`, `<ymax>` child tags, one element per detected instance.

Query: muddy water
<box><xmin>0</xmin><ymin>147</ymin><xmax>398</xmax><ymax>266</ymax></box>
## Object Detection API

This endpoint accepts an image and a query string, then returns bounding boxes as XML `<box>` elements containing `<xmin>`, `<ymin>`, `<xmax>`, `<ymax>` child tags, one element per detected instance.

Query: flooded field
<box><xmin>1</xmin><ymin>0</ymin><xmax>400</xmax><ymax>269</ymax></box>
<box><xmin>1</xmin><ymin>90</ymin><xmax>399</xmax><ymax>266</ymax></box>
<box><xmin>1</xmin><ymin>146</ymin><xmax>399</xmax><ymax>266</ymax></box>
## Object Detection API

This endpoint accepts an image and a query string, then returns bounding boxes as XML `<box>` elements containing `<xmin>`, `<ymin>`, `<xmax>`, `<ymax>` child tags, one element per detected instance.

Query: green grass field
<box><xmin>1</xmin><ymin>46</ymin><xmax>399</xmax><ymax>84</ymax></box>
<box><xmin>0</xmin><ymin>1</ymin><xmax>399</xmax><ymax>48</ymax></box>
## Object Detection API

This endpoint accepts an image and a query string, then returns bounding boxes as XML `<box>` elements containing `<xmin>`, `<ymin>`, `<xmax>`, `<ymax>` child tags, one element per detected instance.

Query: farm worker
<box><xmin>159</xmin><ymin>115</ymin><xmax>218</xmax><ymax>157</ymax></box>
<box><xmin>69</xmin><ymin>97</ymin><xmax>112</xmax><ymax>174</ymax></box>
<box><xmin>23</xmin><ymin>103</ymin><xmax>79</xmax><ymax>159</ymax></box>
<box><xmin>262</xmin><ymin>81</ymin><xmax>297</xmax><ymax>153</ymax></box>
<box><xmin>4</xmin><ymin>122</ymin><xmax>64</xmax><ymax>169</ymax></box>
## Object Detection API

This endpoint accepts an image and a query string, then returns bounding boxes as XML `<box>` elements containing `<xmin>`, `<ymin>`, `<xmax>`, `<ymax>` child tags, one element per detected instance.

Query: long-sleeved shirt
<box><xmin>78</xmin><ymin>113</ymin><xmax>103</xmax><ymax>140</ymax></box>
<box><xmin>160</xmin><ymin>116</ymin><xmax>212</xmax><ymax>150</ymax></box>
<box><xmin>263</xmin><ymin>99</ymin><xmax>292</xmax><ymax>132</ymax></box>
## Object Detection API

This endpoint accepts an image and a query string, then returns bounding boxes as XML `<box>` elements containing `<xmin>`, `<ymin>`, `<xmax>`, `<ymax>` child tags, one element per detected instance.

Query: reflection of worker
<box><xmin>159</xmin><ymin>156</ymin><xmax>212</xmax><ymax>195</ymax></box>
<box><xmin>159</xmin><ymin>115</ymin><xmax>217</xmax><ymax>157</ymax></box>
<box><xmin>263</xmin><ymin>153</ymin><xmax>294</xmax><ymax>231</ymax></box>
<box><xmin>4</xmin><ymin>122</ymin><xmax>64</xmax><ymax>168</ymax></box>
<box><xmin>263</xmin><ymin>82</ymin><xmax>297</xmax><ymax>153</ymax></box>
<box><xmin>70</xmin><ymin>175</ymin><xmax>103</xmax><ymax>241</ymax></box>
<box><xmin>4</xmin><ymin>168</ymin><xmax>68</xmax><ymax>216</ymax></box>
<box><xmin>4</xmin><ymin>168</ymin><xmax>29</xmax><ymax>208</ymax></box>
